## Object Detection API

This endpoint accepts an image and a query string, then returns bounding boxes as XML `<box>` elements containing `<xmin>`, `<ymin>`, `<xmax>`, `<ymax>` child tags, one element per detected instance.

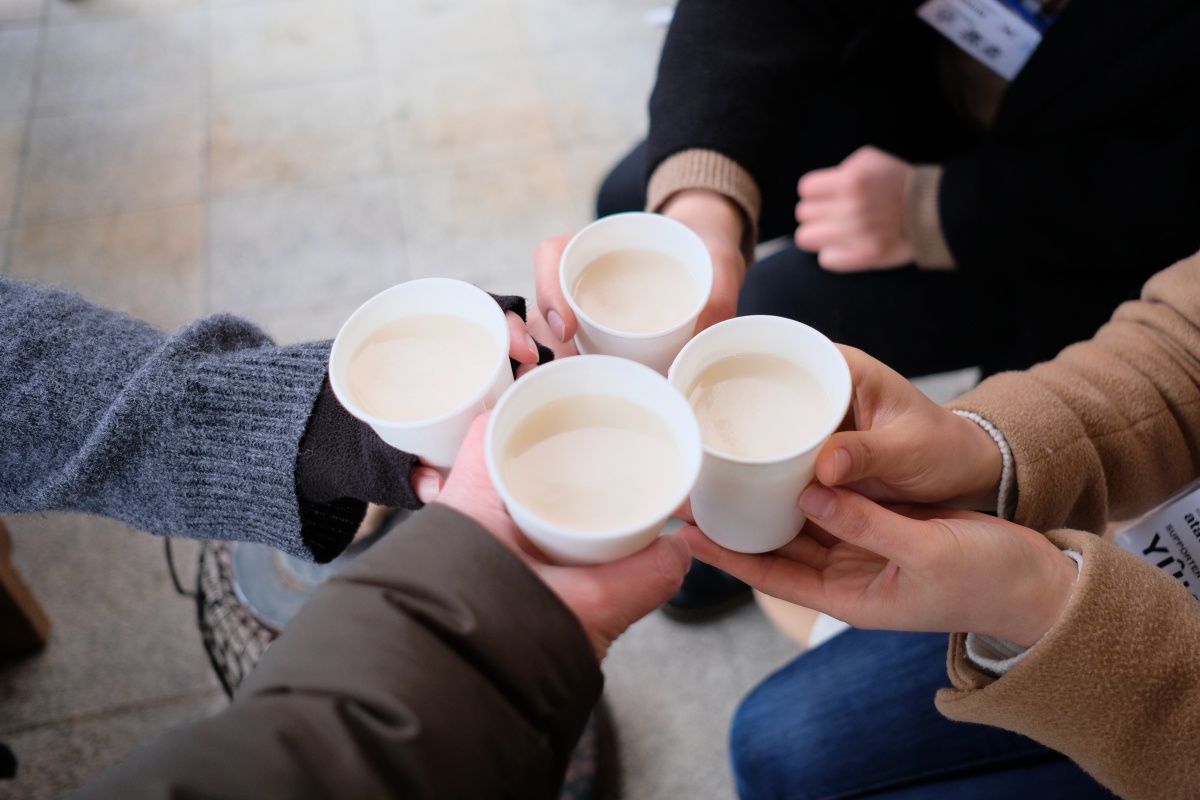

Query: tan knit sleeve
<box><xmin>646</xmin><ymin>149</ymin><xmax>762</xmax><ymax>263</ymax></box>
<box><xmin>947</xmin><ymin>250</ymin><xmax>1200</xmax><ymax>534</ymax></box>
<box><xmin>905</xmin><ymin>165</ymin><xmax>955</xmax><ymax>270</ymax></box>
<box><xmin>936</xmin><ymin>528</ymin><xmax>1200</xmax><ymax>800</ymax></box>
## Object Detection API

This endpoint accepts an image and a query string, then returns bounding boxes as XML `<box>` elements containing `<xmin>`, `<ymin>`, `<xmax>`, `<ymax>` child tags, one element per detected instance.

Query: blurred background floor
<box><xmin>0</xmin><ymin>1</ymin><xmax>980</xmax><ymax>797</ymax></box>
<box><xmin>0</xmin><ymin>1</ymin><xmax>810</xmax><ymax>798</ymax></box>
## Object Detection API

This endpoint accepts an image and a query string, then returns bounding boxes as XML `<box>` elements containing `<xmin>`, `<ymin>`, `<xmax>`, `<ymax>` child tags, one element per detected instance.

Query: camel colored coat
<box><xmin>943</xmin><ymin>251</ymin><xmax>1200</xmax><ymax>799</ymax></box>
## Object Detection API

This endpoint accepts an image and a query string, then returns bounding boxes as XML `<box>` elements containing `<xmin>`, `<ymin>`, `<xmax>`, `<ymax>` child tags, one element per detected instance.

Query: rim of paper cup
<box><xmin>328</xmin><ymin>278</ymin><xmax>511</xmax><ymax>430</ymax></box>
<box><xmin>559</xmin><ymin>212</ymin><xmax>714</xmax><ymax>340</ymax></box>
<box><xmin>485</xmin><ymin>354</ymin><xmax>703</xmax><ymax>541</ymax></box>
<box><xmin>667</xmin><ymin>315</ymin><xmax>852</xmax><ymax>466</ymax></box>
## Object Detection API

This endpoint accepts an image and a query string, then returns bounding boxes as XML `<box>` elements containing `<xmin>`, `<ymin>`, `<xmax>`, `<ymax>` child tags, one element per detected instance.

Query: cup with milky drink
<box><xmin>328</xmin><ymin>278</ymin><xmax>514</xmax><ymax>471</ymax></box>
<box><xmin>560</xmin><ymin>212</ymin><xmax>713</xmax><ymax>375</ymax></box>
<box><xmin>667</xmin><ymin>317</ymin><xmax>852</xmax><ymax>553</ymax></box>
<box><xmin>486</xmin><ymin>355</ymin><xmax>702</xmax><ymax>564</ymax></box>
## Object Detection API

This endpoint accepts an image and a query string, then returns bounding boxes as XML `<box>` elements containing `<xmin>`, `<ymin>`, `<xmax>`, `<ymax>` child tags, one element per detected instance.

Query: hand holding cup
<box><xmin>539</xmin><ymin>212</ymin><xmax>714</xmax><ymax>375</ymax></box>
<box><xmin>668</xmin><ymin>316</ymin><xmax>851</xmax><ymax>553</ymax></box>
<box><xmin>434</xmin><ymin>413</ymin><xmax>692</xmax><ymax>661</ymax></box>
<box><xmin>486</xmin><ymin>355</ymin><xmax>702</xmax><ymax>565</ymax></box>
<box><xmin>681</xmin><ymin>487</ymin><xmax>1077</xmax><ymax>649</ymax></box>
<box><xmin>815</xmin><ymin>346</ymin><xmax>1004</xmax><ymax>510</ymax></box>
<box><xmin>329</xmin><ymin>278</ymin><xmax>517</xmax><ymax>471</ymax></box>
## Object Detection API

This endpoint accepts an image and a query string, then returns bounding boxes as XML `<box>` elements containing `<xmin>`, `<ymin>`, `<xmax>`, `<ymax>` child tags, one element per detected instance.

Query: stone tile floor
<box><xmin>0</xmin><ymin>2</ymin><xmax>802</xmax><ymax>798</ymax></box>
<box><xmin>0</xmin><ymin>1</ymin><xmax>980</xmax><ymax>797</ymax></box>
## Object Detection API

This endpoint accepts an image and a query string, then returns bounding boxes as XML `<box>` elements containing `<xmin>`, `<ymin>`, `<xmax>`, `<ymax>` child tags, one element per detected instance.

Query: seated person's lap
<box><xmin>731</xmin><ymin>629</ymin><xmax>1113</xmax><ymax>799</ymax></box>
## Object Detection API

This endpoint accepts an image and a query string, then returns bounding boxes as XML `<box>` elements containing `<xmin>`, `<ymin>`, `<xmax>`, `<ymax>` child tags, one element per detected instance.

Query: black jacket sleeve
<box><xmin>645</xmin><ymin>0</ymin><xmax>876</xmax><ymax>190</ymax></box>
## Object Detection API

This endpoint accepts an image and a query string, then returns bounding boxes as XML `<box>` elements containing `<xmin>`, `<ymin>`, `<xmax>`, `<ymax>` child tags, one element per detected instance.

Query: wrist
<box><xmin>1005</xmin><ymin>548</ymin><xmax>1078</xmax><ymax>649</ymax></box>
<box><xmin>660</xmin><ymin>189</ymin><xmax>745</xmax><ymax>258</ymax></box>
<box><xmin>296</xmin><ymin>379</ymin><xmax>420</xmax><ymax>508</ymax></box>
<box><xmin>950</xmin><ymin>410</ymin><xmax>1006</xmax><ymax>513</ymax></box>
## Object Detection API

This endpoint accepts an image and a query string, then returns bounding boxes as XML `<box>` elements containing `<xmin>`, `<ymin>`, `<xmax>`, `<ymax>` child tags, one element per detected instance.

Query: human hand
<box><xmin>421</xmin><ymin>413</ymin><xmax>691</xmax><ymax>660</ymax></box>
<box><xmin>681</xmin><ymin>486</ymin><xmax>1077</xmax><ymax>648</ymax></box>
<box><xmin>659</xmin><ymin>189</ymin><xmax>747</xmax><ymax>332</ymax></box>
<box><xmin>504</xmin><ymin>309</ymin><xmax>541</xmax><ymax>367</ymax></box>
<box><xmin>523</xmin><ymin>303</ymin><xmax>577</xmax><ymax>372</ymax></box>
<box><xmin>533</xmin><ymin>191</ymin><xmax>747</xmax><ymax>345</ymax></box>
<box><xmin>794</xmin><ymin>146</ymin><xmax>915</xmax><ymax>272</ymax></box>
<box><xmin>818</xmin><ymin>346</ymin><xmax>1003</xmax><ymax>510</ymax></box>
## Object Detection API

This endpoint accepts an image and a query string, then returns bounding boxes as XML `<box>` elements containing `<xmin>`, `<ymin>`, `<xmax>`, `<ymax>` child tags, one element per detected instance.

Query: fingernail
<box><xmin>547</xmin><ymin>309</ymin><xmax>566</xmax><ymax>343</ymax></box>
<box><xmin>524</xmin><ymin>333</ymin><xmax>538</xmax><ymax>360</ymax></box>
<box><xmin>415</xmin><ymin>471</ymin><xmax>442</xmax><ymax>502</ymax></box>
<box><xmin>832</xmin><ymin>448</ymin><xmax>852</xmax><ymax>483</ymax></box>
<box><xmin>664</xmin><ymin>534</ymin><xmax>691</xmax><ymax>571</ymax></box>
<box><xmin>800</xmin><ymin>485</ymin><xmax>836</xmax><ymax>520</ymax></box>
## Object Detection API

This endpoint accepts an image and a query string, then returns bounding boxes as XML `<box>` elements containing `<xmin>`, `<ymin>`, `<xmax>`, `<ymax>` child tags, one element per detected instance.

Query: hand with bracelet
<box><xmin>681</xmin><ymin>345</ymin><xmax>1078</xmax><ymax>649</ymax></box>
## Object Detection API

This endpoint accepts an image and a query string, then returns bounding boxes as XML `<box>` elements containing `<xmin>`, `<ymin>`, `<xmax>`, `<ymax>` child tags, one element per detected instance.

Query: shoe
<box><xmin>661</xmin><ymin>559</ymin><xmax>753</xmax><ymax>622</ymax></box>
<box><xmin>558</xmin><ymin>700</ymin><xmax>618</xmax><ymax>800</ymax></box>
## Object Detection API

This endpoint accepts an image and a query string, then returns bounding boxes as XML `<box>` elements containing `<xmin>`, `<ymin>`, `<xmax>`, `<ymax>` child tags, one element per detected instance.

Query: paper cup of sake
<box><xmin>560</xmin><ymin>212</ymin><xmax>713</xmax><ymax>375</ymax></box>
<box><xmin>486</xmin><ymin>355</ymin><xmax>703</xmax><ymax>565</ymax></box>
<box><xmin>668</xmin><ymin>317</ymin><xmax>852</xmax><ymax>553</ymax></box>
<box><xmin>328</xmin><ymin>278</ymin><xmax>514</xmax><ymax>471</ymax></box>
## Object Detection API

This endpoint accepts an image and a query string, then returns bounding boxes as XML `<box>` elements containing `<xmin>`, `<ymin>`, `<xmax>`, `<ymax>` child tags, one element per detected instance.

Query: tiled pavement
<box><xmin>0</xmin><ymin>1</ymin><xmax>813</xmax><ymax>798</ymax></box>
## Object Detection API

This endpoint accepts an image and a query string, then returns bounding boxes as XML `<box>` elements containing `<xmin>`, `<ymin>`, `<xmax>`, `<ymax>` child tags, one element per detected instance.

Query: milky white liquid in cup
<box><xmin>686</xmin><ymin>353</ymin><xmax>832</xmax><ymax>459</ymax></box>
<box><xmin>347</xmin><ymin>314</ymin><xmax>499</xmax><ymax>422</ymax></box>
<box><xmin>572</xmin><ymin>248</ymin><xmax>698</xmax><ymax>334</ymax></box>
<box><xmin>501</xmin><ymin>394</ymin><xmax>684</xmax><ymax>532</ymax></box>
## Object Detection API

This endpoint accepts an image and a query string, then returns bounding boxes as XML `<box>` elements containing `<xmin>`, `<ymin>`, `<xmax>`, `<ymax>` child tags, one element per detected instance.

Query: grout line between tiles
<box><xmin>201</xmin><ymin>0</ymin><xmax>213</xmax><ymax>314</ymax></box>
<box><xmin>361</xmin><ymin>0</ymin><xmax>413</xmax><ymax>285</ymax></box>
<box><xmin>0</xmin><ymin>0</ymin><xmax>47</xmax><ymax>275</ymax></box>
<box><xmin>0</xmin><ymin>686</ymin><xmax>227</xmax><ymax>738</ymax></box>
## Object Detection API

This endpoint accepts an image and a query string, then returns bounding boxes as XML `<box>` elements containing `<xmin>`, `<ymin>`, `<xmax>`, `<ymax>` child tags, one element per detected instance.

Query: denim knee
<box><xmin>730</xmin><ymin>673</ymin><xmax>823</xmax><ymax>800</ymax></box>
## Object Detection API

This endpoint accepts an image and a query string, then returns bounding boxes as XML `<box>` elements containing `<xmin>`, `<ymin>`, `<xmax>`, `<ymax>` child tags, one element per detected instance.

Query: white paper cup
<box><xmin>560</xmin><ymin>212</ymin><xmax>713</xmax><ymax>375</ymax></box>
<box><xmin>486</xmin><ymin>355</ymin><xmax>702</xmax><ymax>565</ymax></box>
<box><xmin>667</xmin><ymin>316</ymin><xmax>851</xmax><ymax>553</ymax></box>
<box><xmin>328</xmin><ymin>278</ymin><xmax>513</xmax><ymax>471</ymax></box>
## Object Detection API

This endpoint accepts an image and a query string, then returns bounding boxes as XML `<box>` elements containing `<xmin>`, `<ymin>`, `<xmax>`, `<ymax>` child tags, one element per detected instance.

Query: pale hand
<box><xmin>681</xmin><ymin>485</ymin><xmax>1078</xmax><ymax>648</ymax></box>
<box><xmin>658</xmin><ymin>189</ymin><xmax>747</xmax><ymax>333</ymax></box>
<box><xmin>533</xmin><ymin>189</ymin><xmax>747</xmax><ymax>344</ymax></box>
<box><xmin>795</xmin><ymin>146</ymin><xmax>915</xmax><ymax>272</ymax></box>
<box><xmin>504</xmin><ymin>309</ymin><xmax>542</xmax><ymax>367</ymax></box>
<box><xmin>818</xmin><ymin>345</ymin><xmax>1003</xmax><ymax>511</ymax></box>
<box><xmin>418</xmin><ymin>413</ymin><xmax>690</xmax><ymax>661</ymax></box>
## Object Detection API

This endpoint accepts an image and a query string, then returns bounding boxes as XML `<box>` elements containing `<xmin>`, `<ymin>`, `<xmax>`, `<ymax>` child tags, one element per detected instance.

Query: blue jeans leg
<box><xmin>730</xmin><ymin>629</ymin><xmax>1115</xmax><ymax>799</ymax></box>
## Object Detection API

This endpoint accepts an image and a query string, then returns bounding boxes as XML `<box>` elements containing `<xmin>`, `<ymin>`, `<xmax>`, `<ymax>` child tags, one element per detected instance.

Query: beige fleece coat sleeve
<box><xmin>937</xmin><ymin>529</ymin><xmax>1200</xmax><ymax>800</ymax></box>
<box><xmin>938</xmin><ymin>250</ymin><xmax>1200</xmax><ymax>799</ymax></box>
<box><xmin>645</xmin><ymin>149</ymin><xmax>762</xmax><ymax>265</ymax></box>
<box><xmin>950</xmin><ymin>249</ymin><xmax>1200</xmax><ymax>535</ymax></box>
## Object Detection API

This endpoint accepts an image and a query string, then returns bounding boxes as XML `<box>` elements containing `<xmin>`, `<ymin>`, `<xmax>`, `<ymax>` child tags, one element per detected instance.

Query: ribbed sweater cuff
<box><xmin>647</xmin><ymin>149</ymin><xmax>761</xmax><ymax>265</ymax></box>
<box><xmin>906</xmin><ymin>165</ymin><xmax>956</xmax><ymax>270</ymax></box>
<box><xmin>171</xmin><ymin>330</ymin><xmax>360</xmax><ymax>563</ymax></box>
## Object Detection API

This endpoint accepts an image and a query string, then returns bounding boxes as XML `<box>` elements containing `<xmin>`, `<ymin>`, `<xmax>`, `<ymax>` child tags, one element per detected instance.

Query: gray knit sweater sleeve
<box><xmin>0</xmin><ymin>277</ymin><xmax>361</xmax><ymax>560</ymax></box>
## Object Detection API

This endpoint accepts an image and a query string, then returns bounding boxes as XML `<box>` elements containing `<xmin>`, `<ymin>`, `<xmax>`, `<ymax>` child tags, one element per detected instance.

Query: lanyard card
<box><xmin>917</xmin><ymin>0</ymin><xmax>1045</xmax><ymax>80</ymax></box>
<box><xmin>1113</xmin><ymin>478</ymin><xmax>1200</xmax><ymax>604</ymax></box>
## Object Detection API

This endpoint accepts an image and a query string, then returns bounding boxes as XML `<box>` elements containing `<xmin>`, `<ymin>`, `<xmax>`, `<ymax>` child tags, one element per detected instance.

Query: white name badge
<box><xmin>917</xmin><ymin>0</ymin><xmax>1044</xmax><ymax>80</ymax></box>
<box><xmin>1113</xmin><ymin>478</ymin><xmax>1200</xmax><ymax>604</ymax></box>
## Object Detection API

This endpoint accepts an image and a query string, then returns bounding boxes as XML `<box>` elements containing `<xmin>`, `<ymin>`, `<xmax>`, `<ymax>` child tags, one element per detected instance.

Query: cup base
<box><xmin>695</xmin><ymin>511</ymin><xmax>807</xmax><ymax>554</ymax></box>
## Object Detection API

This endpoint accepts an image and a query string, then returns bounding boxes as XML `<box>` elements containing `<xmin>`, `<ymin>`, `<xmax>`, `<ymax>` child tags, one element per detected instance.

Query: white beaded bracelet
<box><xmin>952</xmin><ymin>410</ymin><xmax>1015</xmax><ymax>520</ymax></box>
